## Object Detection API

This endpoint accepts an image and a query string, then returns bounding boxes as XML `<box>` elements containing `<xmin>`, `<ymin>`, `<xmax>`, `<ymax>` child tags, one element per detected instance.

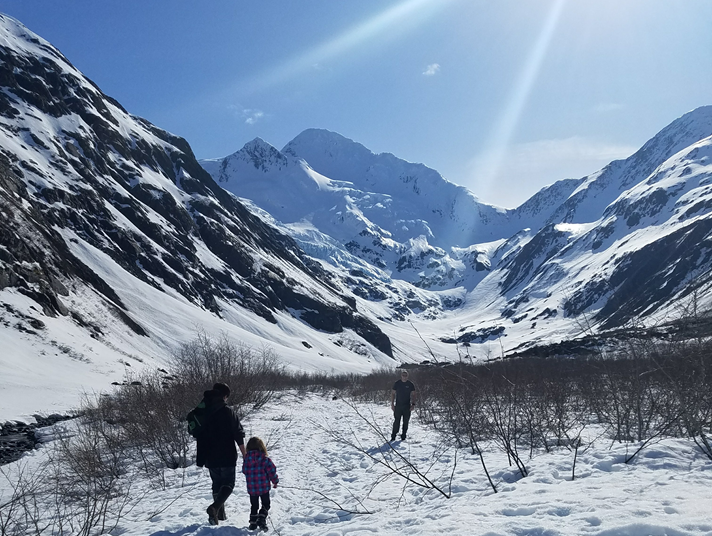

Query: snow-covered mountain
<box><xmin>3</xmin><ymin>11</ymin><xmax>712</xmax><ymax>421</ymax></box>
<box><xmin>202</xmin><ymin>109</ymin><xmax>712</xmax><ymax>355</ymax></box>
<box><xmin>203</xmin><ymin>133</ymin><xmax>493</xmax><ymax>291</ymax></box>
<box><xmin>201</xmin><ymin>130</ymin><xmax>584</xmax><ymax>292</ymax></box>
<box><xmin>0</xmin><ymin>14</ymin><xmax>398</xmax><ymax>420</ymax></box>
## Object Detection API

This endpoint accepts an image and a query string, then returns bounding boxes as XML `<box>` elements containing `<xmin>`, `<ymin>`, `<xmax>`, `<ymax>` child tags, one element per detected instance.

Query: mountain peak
<box><xmin>233</xmin><ymin>137</ymin><xmax>288</xmax><ymax>172</ymax></box>
<box><xmin>0</xmin><ymin>13</ymin><xmax>75</xmax><ymax>74</ymax></box>
<box><xmin>243</xmin><ymin>136</ymin><xmax>274</xmax><ymax>150</ymax></box>
<box><xmin>283</xmin><ymin>128</ymin><xmax>372</xmax><ymax>162</ymax></box>
<box><xmin>678</xmin><ymin>104</ymin><xmax>712</xmax><ymax>122</ymax></box>
<box><xmin>0</xmin><ymin>13</ymin><xmax>41</xmax><ymax>45</ymax></box>
<box><xmin>288</xmin><ymin>128</ymin><xmax>355</xmax><ymax>145</ymax></box>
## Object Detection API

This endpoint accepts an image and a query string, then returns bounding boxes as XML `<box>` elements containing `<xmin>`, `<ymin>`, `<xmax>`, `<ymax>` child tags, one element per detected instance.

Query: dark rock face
<box><xmin>0</xmin><ymin>154</ymin><xmax>123</xmax><ymax>320</ymax></box>
<box><xmin>0</xmin><ymin>16</ymin><xmax>393</xmax><ymax>358</ymax></box>
<box><xmin>441</xmin><ymin>325</ymin><xmax>505</xmax><ymax>345</ymax></box>
<box><xmin>499</xmin><ymin>225</ymin><xmax>569</xmax><ymax>295</ymax></box>
<box><xmin>595</xmin><ymin>218</ymin><xmax>712</xmax><ymax>329</ymax></box>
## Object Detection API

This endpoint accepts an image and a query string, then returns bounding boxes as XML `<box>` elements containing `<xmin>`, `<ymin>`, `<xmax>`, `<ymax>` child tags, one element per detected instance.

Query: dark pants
<box><xmin>209</xmin><ymin>467</ymin><xmax>236</xmax><ymax>508</ymax></box>
<box><xmin>250</xmin><ymin>493</ymin><xmax>271</xmax><ymax>516</ymax></box>
<box><xmin>392</xmin><ymin>405</ymin><xmax>411</xmax><ymax>439</ymax></box>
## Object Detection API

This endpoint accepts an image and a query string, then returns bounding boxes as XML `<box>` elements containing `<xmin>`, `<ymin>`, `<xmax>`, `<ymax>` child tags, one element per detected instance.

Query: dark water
<box><xmin>0</xmin><ymin>414</ymin><xmax>73</xmax><ymax>465</ymax></box>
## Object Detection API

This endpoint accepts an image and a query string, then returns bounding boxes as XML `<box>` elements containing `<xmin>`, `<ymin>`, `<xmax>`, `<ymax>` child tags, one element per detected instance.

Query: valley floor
<box><xmin>4</xmin><ymin>392</ymin><xmax>712</xmax><ymax>536</ymax></box>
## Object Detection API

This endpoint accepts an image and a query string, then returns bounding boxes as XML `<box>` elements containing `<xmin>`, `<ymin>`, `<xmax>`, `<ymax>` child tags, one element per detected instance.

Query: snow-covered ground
<box><xmin>4</xmin><ymin>392</ymin><xmax>712</xmax><ymax>536</ymax></box>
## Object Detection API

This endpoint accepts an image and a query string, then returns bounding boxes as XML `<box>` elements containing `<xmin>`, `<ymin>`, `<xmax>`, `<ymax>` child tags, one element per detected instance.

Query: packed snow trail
<box><xmin>8</xmin><ymin>392</ymin><xmax>712</xmax><ymax>535</ymax></box>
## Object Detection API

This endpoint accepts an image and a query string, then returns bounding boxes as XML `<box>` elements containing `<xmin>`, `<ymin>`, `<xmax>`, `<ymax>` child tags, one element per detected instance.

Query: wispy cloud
<box><xmin>243</xmin><ymin>109</ymin><xmax>264</xmax><ymax>125</ymax></box>
<box><xmin>230</xmin><ymin>0</ymin><xmax>450</xmax><ymax>97</ymax></box>
<box><xmin>466</xmin><ymin>136</ymin><xmax>638</xmax><ymax>208</ymax></box>
<box><xmin>227</xmin><ymin>104</ymin><xmax>267</xmax><ymax>125</ymax></box>
<box><xmin>423</xmin><ymin>63</ymin><xmax>440</xmax><ymax>76</ymax></box>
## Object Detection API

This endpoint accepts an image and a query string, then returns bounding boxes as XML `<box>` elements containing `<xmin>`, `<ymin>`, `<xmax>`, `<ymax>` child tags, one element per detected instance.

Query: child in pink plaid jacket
<box><xmin>242</xmin><ymin>437</ymin><xmax>279</xmax><ymax>530</ymax></box>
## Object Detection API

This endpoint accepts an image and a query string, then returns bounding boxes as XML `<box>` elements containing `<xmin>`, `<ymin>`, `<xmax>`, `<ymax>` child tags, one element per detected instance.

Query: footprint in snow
<box><xmin>502</xmin><ymin>506</ymin><xmax>537</xmax><ymax>516</ymax></box>
<box><xmin>664</xmin><ymin>506</ymin><xmax>679</xmax><ymax>514</ymax></box>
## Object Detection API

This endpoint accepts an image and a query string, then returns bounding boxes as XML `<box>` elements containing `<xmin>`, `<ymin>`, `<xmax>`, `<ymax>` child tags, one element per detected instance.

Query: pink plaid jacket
<box><xmin>242</xmin><ymin>450</ymin><xmax>279</xmax><ymax>496</ymax></box>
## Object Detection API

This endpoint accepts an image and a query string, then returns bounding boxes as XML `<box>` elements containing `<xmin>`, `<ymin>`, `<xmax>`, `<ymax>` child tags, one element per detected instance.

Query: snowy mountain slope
<box><xmin>0</xmin><ymin>14</ymin><xmax>398</xmax><ymax>420</ymax></box>
<box><xmin>4</xmin><ymin>11</ymin><xmax>712</xmax><ymax>421</ymax></box>
<box><xmin>448</xmin><ymin>127</ymin><xmax>712</xmax><ymax>352</ymax></box>
<box><xmin>567</xmin><ymin>133</ymin><xmax>712</xmax><ymax>328</ymax></box>
<box><xmin>283</xmin><ymin>129</ymin><xmax>514</xmax><ymax>246</ymax></box>
<box><xmin>202</xmin><ymin>108</ymin><xmax>712</xmax><ymax>358</ymax></box>
<box><xmin>284</xmin><ymin>129</ymin><xmax>594</xmax><ymax>267</ymax></box>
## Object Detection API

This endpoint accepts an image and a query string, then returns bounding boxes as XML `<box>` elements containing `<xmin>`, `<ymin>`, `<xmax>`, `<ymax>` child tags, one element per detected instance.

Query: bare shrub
<box><xmin>0</xmin><ymin>461</ymin><xmax>47</xmax><ymax>536</ymax></box>
<box><xmin>68</xmin><ymin>333</ymin><xmax>287</xmax><ymax>479</ymax></box>
<box><xmin>349</xmin><ymin>367</ymin><xmax>396</xmax><ymax>404</ymax></box>
<box><xmin>170</xmin><ymin>333</ymin><xmax>283</xmax><ymax>413</ymax></box>
<box><xmin>427</xmin><ymin>365</ymin><xmax>497</xmax><ymax>492</ymax></box>
<box><xmin>393</xmin><ymin>326</ymin><xmax>712</xmax><ymax>487</ymax></box>
<box><xmin>648</xmin><ymin>338</ymin><xmax>712</xmax><ymax>460</ymax></box>
<box><xmin>90</xmin><ymin>375</ymin><xmax>192</xmax><ymax>472</ymax></box>
<box><xmin>45</xmin><ymin>418</ymin><xmax>139</xmax><ymax>535</ymax></box>
<box><xmin>317</xmin><ymin>400</ymin><xmax>457</xmax><ymax>499</ymax></box>
<box><xmin>0</xmin><ymin>419</ymin><xmax>141</xmax><ymax>536</ymax></box>
<box><xmin>0</xmin><ymin>334</ymin><xmax>289</xmax><ymax>534</ymax></box>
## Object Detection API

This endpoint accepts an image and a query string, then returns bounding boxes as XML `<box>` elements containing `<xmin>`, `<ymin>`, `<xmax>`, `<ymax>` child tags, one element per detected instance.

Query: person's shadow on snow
<box><xmin>148</xmin><ymin>523</ymin><xmax>253</xmax><ymax>535</ymax></box>
<box><xmin>367</xmin><ymin>441</ymin><xmax>401</xmax><ymax>455</ymax></box>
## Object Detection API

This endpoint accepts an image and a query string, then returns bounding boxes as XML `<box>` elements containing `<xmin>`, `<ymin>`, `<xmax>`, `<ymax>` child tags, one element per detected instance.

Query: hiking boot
<box><xmin>390</xmin><ymin>435</ymin><xmax>396</xmax><ymax>442</ymax></box>
<box><xmin>257</xmin><ymin>509</ymin><xmax>268</xmax><ymax>531</ymax></box>
<box><xmin>401</xmin><ymin>433</ymin><xmax>406</xmax><ymax>440</ymax></box>
<box><xmin>248</xmin><ymin>514</ymin><xmax>258</xmax><ymax>530</ymax></box>
<box><xmin>218</xmin><ymin>504</ymin><xmax>226</xmax><ymax>521</ymax></box>
<box><xmin>206</xmin><ymin>504</ymin><xmax>219</xmax><ymax>526</ymax></box>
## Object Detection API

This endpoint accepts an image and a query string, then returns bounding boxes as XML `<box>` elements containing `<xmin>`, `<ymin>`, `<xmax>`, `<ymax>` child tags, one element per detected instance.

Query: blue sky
<box><xmin>2</xmin><ymin>0</ymin><xmax>711</xmax><ymax>207</ymax></box>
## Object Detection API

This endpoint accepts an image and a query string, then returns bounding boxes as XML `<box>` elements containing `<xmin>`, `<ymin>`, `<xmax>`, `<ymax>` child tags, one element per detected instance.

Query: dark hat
<box><xmin>212</xmin><ymin>382</ymin><xmax>230</xmax><ymax>398</ymax></box>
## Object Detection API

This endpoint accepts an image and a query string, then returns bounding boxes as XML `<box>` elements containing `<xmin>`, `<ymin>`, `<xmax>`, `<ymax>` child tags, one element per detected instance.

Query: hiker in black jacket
<box><xmin>197</xmin><ymin>382</ymin><xmax>246</xmax><ymax>526</ymax></box>
<box><xmin>390</xmin><ymin>369</ymin><xmax>417</xmax><ymax>441</ymax></box>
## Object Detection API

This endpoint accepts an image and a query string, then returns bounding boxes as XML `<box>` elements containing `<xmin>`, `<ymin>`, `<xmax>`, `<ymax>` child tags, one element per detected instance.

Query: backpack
<box><xmin>186</xmin><ymin>398</ymin><xmax>212</xmax><ymax>438</ymax></box>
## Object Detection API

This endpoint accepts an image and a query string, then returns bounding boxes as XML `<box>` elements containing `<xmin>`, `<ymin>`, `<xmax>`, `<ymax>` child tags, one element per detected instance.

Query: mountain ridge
<box><xmin>201</xmin><ymin>106</ymin><xmax>712</xmax><ymax>354</ymax></box>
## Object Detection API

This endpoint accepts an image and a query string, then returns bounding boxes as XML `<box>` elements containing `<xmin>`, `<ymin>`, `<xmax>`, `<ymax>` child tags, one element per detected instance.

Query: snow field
<box><xmin>6</xmin><ymin>391</ymin><xmax>710</xmax><ymax>536</ymax></box>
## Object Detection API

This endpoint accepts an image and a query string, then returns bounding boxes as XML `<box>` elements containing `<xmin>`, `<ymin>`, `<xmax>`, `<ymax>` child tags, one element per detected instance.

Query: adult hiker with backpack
<box><xmin>188</xmin><ymin>382</ymin><xmax>246</xmax><ymax>526</ymax></box>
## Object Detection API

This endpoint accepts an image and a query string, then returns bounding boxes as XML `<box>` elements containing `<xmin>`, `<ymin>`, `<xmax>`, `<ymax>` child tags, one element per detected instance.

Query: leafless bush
<box><xmin>45</xmin><ymin>418</ymin><xmax>140</xmax><ymax>535</ymax></box>
<box><xmin>394</xmin><ymin>326</ymin><xmax>712</xmax><ymax>483</ymax></box>
<box><xmin>349</xmin><ymin>367</ymin><xmax>396</xmax><ymax>404</ymax></box>
<box><xmin>647</xmin><ymin>338</ymin><xmax>712</xmax><ymax>460</ymax></box>
<box><xmin>317</xmin><ymin>400</ymin><xmax>457</xmax><ymax>499</ymax></box>
<box><xmin>89</xmin><ymin>376</ymin><xmax>191</xmax><ymax>472</ymax></box>
<box><xmin>77</xmin><ymin>333</ymin><xmax>287</xmax><ymax>475</ymax></box>
<box><xmin>0</xmin><ymin>461</ymin><xmax>47</xmax><ymax>536</ymax></box>
<box><xmin>426</xmin><ymin>366</ymin><xmax>497</xmax><ymax>492</ymax></box>
<box><xmin>0</xmin><ymin>419</ymin><xmax>142</xmax><ymax>536</ymax></box>
<box><xmin>170</xmin><ymin>333</ymin><xmax>283</xmax><ymax>412</ymax></box>
<box><xmin>1</xmin><ymin>334</ymin><xmax>290</xmax><ymax>534</ymax></box>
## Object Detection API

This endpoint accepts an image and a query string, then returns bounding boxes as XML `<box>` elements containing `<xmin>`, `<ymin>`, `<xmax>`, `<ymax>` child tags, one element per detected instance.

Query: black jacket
<box><xmin>196</xmin><ymin>391</ymin><xmax>245</xmax><ymax>468</ymax></box>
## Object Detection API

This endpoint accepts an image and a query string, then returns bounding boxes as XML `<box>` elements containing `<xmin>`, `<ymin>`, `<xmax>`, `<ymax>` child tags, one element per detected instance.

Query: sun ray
<box><xmin>473</xmin><ymin>0</ymin><xmax>567</xmax><ymax>202</ymax></box>
<box><xmin>231</xmin><ymin>0</ymin><xmax>450</xmax><ymax>97</ymax></box>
